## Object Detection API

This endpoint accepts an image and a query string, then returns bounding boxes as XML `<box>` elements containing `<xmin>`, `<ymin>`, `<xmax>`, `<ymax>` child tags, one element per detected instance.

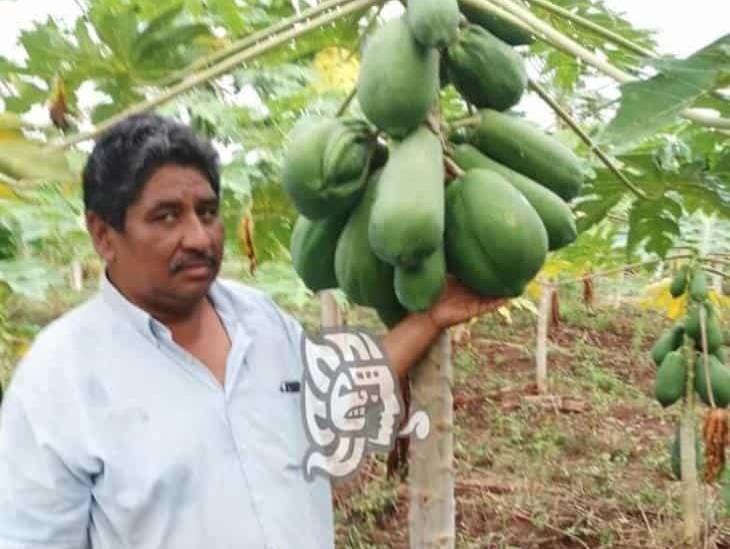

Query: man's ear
<box><xmin>85</xmin><ymin>211</ymin><xmax>117</xmax><ymax>264</ymax></box>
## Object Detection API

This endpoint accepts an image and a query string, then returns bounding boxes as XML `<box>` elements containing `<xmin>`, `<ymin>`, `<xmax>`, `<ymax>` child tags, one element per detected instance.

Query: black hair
<box><xmin>82</xmin><ymin>113</ymin><xmax>221</xmax><ymax>231</ymax></box>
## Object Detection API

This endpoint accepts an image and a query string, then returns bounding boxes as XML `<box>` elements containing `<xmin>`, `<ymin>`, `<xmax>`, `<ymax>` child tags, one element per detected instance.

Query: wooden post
<box><xmin>409</xmin><ymin>332</ymin><xmax>454</xmax><ymax>549</ymax></box>
<box><xmin>535</xmin><ymin>281</ymin><xmax>551</xmax><ymax>395</ymax></box>
<box><xmin>70</xmin><ymin>260</ymin><xmax>83</xmax><ymax>292</ymax></box>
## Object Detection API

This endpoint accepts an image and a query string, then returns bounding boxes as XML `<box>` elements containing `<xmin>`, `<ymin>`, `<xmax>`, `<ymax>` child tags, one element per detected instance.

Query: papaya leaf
<box><xmin>248</xmin><ymin>182</ymin><xmax>298</xmax><ymax>264</ymax></box>
<box><xmin>574</xmin><ymin>168</ymin><xmax>626</xmax><ymax>232</ymax></box>
<box><xmin>626</xmin><ymin>196</ymin><xmax>682</xmax><ymax>257</ymax></box>
<box><xmin>0</xmin><ymin>138</ymin><xmax>76</xmax><ymax>183</ymax></box>
<box><xmin>0</xmin><ymin>258</ymin><xmax>65</xmax><ymax>301</ymax></box>
<box><xmin>601</xmin><ymin>34</ymin><xmax>730</xmax><ymax>146</ymax></box>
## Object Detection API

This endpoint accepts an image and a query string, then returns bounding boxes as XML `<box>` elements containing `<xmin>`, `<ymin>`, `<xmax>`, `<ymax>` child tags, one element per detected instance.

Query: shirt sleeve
<box><xmin>0</xmin><ymin>338</ymin><xmax>94</xmax><ymax>549</ymax></box>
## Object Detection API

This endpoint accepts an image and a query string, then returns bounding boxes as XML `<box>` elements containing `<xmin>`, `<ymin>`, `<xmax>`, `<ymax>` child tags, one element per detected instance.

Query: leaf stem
<box><xmin>528</xmin><ymin>78</ymin><xmax>648</xmax><ymax>200</ymax></box>
<box><xmin>159</xmin><ymin>0</ymin><xmax>359</xmax><ymax>86</ymax></box>
<box><xmin>560</xmin><ymin>254</ymin><xmax>695</xmax><ymax>285</ymax></box>
<box><xmin>701</xmin><ymin>266</ymin><xmax>729</xmax><ymax>279</ymax></box>
<box><xmin>54</xmin><ymin>0</ymin><xmax>383</xmax><ymax>150</ymax></box>
<box><xmin>525</xmin><ymin>0</ymin><xmax>655</xmax><ymax>59</ymax></box>
<box><xmin>459</xmin><ymin>0</ymin><xmax>730</xmax><ymax>130</ymax></box>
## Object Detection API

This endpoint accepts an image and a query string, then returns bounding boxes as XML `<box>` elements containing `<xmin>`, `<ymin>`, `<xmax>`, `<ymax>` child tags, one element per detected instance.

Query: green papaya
<box><xmin>334</xmin><ymin>170</ymin><xmax>401</xmax><ymax>313</ymax></box>
<box><xmin>357</xmin><ymin>17</ymin><xmax>439</xmax><ymax>138</ymax></box>
<box><xmin>444</xmin><ymin>169</ymin><xmax>548</xmax><ymax>297</ymax></box>
<box><xmin>395</xmin><ymin>246</ymin><xmax>446</xmax><ymax>312</ymax></box>
<box><xmin>655</xmin><ymin>351</ymin><xmax>686</xmax><ymax>407</ymax></box>
<box><xmin>407</xmin><ymin>0</ymin><xmax>460</xmax><ymax>49</ymax></box>
<box><xmin>459</xmin><ymin>1</ymin><xmax>534</xmax><ymax>46</ymax></box>
<box><xmin>282</xmin><ymin>116</ymin><xmax>373</xmax><ymax>219</ymax></box>
<box><xmin>669</xmin><ymin>265</ymin><xmax>689</xmax><ymax>298</ymax></box>
<box><xmin>688</xmin><ymin>270</ymin><xmax>708</xmax><ymax>302</ymax></box>
<box><xmin>376</xmin><ymin>301</ymin><xmax>408</xmax><ymax>328</ymax></box>
<box><xmin>670</xmin><ymin>426</ymin><xmax>703</xmax><ymax>481</ymax></box>
<box><xmin>369</xmin><ymin>127</ymin><xmax>445</xmax><ymax>267</ymax></box>
<box><xmin>449</xmin><ymin>144</ymin><xmax>576</xmax><ymax>251</ymax></box>
<box><xmin>290</xmin><ymin>214</ymin><xmax>348</xmax><ymax>292</ymax></box>
<box><xmin>445</xmin><ymin>25</ymin><xmax>527</xmax><ymax>111</ymax></box>
<box><xmin>694</xmin><ymin>354</ymin><xmax>730</xmax><ymax>407</ymax></box>
<box><xmin>469</xmin><ymin>109</ymin><xmax>585</xmax><ymax>201</ymax></box>
<box><xmin>650</xmin><ymin>324</ymin><xmax>685</xmax><ymax>366</ymax></box>
<box><xmin>713</xmin><ymin>347</ymin><xmax>726</xmax><ymax>363</ymax></box>
<box><xmin>685</xmin><ymin>303</ymin><xmax>724</xmax><ymax>354</ymax></box>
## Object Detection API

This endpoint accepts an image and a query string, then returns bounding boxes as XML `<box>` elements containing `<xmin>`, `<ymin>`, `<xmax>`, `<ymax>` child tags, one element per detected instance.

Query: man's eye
<box><xmin>201</xmin><ymin>208</ymin><xmax>218</xmax><ymax>221</ymax></box>
<box><xmin>159</xmin><ymin>212</ymin><xmax>177</xmax><ymax>223</ymax></box>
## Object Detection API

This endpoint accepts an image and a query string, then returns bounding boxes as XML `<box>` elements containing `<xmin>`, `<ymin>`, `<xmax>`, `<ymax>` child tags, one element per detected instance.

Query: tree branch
<box><xmin>459</xmin><ymin>0</ymin><xmax>730</xmax><ymax>130</ymax></box>
<box><xmin>559</xmin><ymin>254</ymin><xmax>695</xmax><ymax>285</ymax></box>
<box><xmin>525</xmin><ymin>0</ymin><xmax>655</xmax><ymax>59</ymax></box>
<box><xmin>528</xmin><ymin>78</ymin><xmax>648</xmax><ymax>200</ymax></box>
<box><xmin>159</xmin><ymin>0</ymin><xmax>359</xmax><ymax>86</ymax></box>
<box><xmin>54</xmin><ymin>0</ymin><xmax>383</xmax><ymax>150</ymax></box>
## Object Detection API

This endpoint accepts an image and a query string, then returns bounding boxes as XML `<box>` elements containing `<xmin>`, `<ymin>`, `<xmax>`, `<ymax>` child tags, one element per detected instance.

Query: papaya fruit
<box><xmin>357</xmin><ymin>17</ymin><xmax>439</xmax><ymax>138</ymax></box>
<box><xmin>449</xmin><ymin>144</ymin><xmax>576</xmax><ymax>251</ymax></box>
<box><xmin>290</xmin><ymin>214</ymin><xmax>348</xmax><ymax>292</ymax></box>
<box><xmin>444</xmin><ymin>169</ymin><xmax>548</xmax><ymax>297</ymax></box>
<box><xmin>445</xmin><ymin>25</ymin><xmax>527</xmax><ymax>111</ymax></box>
<box><xmin>688</xmin><ymin>270</ymin><xmax>708</xmax><ymax>302</ymax></box>
<box><xmin>468</xmin><ymin>109</ymin><xmax>585</xmax><ymax>201</ymax></box>
<box><xmin>669</xmin><ymin>265</ymin><xmax>689</xmax><ymax>298</ymax></box>
<box><xmin>459</xmin><ymin>1</ymin><xmax>534</xmax><ymax>46</ymax></box>
<box><xmin>369</xmin><ymin>127</ymin><xmax>445</xmax><ymax>267</ymax></box>
<box><xmin>655</xmin><ymin>351</ymin><xmax>686</xmax><ymax>407</ymax></box>
<box><xmin>685</xmin><ymin>303</ymin><xmax>724</xmax><ymax>354</ymax></box>
<box><xmin>694</xmin><ymin>353</ymin><xmax>730</xmax><ymax>407</ymax></box>
<box><xmin>395</xmin><ymin>246</ymin><xmax>446</xmax><ymax>312</ymax></box>
<box><xmin>282</xmin><ymin>116</ymin><xmax>373</xmax><ymax>219</ymax></box>
<box><xmin>376</xmin><ymin>301</ymin><xmax>408</xmax><ymax>328</ymax></box>
<box><xmin>650</xmin><ymin>324</ymin><xmax>685</xmax><ymax>366</ymax></box>
<box><xmin>713</xmin><ymin>347</ymin><xmax>726</xmax><ymax>363</ymax></box>
<box><xmin>670</xmin><ymin>425</ymin><xmax>703</xmax><ymax>481</ymax></box>
<box><xmin>407</xmin><ymin>0</ymin><xmax>460</xmax><ymax>49</ymax></box>
<box><xmin>334</xmin><ymin>170</ymin><xmax>401</xmax><ymax>314</ymax></box>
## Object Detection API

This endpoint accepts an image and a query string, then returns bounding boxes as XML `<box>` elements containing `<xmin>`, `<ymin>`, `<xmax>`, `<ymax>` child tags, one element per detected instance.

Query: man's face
<box><xmin>101</xmin><ymin>164</ymin><xmax>224</xmax><ymax>312</ymax></box>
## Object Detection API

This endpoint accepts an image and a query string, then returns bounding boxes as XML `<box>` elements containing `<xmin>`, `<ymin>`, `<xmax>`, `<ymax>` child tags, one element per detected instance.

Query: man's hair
<box><xmin>82</xmin><ymin>113</ymin><xmax>221</xmax><ymax>231</ymax></box>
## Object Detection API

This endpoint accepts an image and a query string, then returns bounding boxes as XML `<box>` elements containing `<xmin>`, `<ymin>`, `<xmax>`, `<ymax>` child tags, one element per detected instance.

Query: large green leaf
<box><xmin>626</xmin><ymin>196</ymin><xmax>682</xmax><ymax>257</ymax></box>
<box><xmin>0</xmin><ymin>258</ymin><xmax>65</xmax><ymax>300</ymax></box>
<box><xmin>601</xmin><ymin>34</ymin><xmax>730</xmax><ymax>146</ymax></box>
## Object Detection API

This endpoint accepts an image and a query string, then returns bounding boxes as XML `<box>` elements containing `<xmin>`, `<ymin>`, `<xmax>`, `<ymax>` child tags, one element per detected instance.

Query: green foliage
<box><xmin>530</xmin><ymin>0</ymin><xmax>658</xmax><ymax>94</ymax></box>
<box><xmin>602</xmin><ymin>34</ymin><xmax>730</xmax><ymax>146</ymax></box>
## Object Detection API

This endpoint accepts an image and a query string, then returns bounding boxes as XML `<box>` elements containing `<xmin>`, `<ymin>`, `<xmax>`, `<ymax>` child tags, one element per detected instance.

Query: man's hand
<box><xmin>382</xmin><ymin>276</ymin><xmax>507</xmax><ymax>379</ymax></box>
<box><xmin>426</xmin><ymin>276</ymin><xmax>507</xmax><ymax>331</ymax></box>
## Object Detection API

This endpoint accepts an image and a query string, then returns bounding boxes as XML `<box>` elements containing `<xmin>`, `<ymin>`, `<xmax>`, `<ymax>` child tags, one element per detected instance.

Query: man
<box><xmin>0</xmin><ymin>114</ymin><xmax>502</xmax><ymax>548</ymax></box>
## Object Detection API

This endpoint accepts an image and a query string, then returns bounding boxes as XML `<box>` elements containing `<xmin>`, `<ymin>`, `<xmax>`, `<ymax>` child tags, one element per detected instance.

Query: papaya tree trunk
<box><xmin>70</xmin><ymin>260</ymin><xmax>83</xmax><ymax>292</ymax></box>
<box><xmin>319</xmin><ymin>290</ymin><xmax>342</xmax><ymax>329</ymax></box>
<box><xmin>535</xmin><ymin>282</ymin><xmax>551</xmax><ymax>394</ymax></box>
<box><xmin>680</xmin><ymin>339</ymin><xmax>701</xmax><ymax>546</ymax></box>
<box><xmin>409</xmin><ymin>331</ymin><xmax>454</xmax><ymax>549</ymax></box>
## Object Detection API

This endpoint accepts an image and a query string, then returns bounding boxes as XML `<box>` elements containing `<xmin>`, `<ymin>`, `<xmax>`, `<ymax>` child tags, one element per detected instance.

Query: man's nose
<box><xmin>181</xmin><ymin>213</ymin><xmax>213</xmax><ymax>250</ymax></box>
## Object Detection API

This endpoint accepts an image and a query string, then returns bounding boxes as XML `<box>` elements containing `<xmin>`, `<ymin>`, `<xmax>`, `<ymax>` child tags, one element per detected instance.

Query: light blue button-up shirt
<box><xmin>0</xmin><ymin>275</ymin><xmax>333</xmax><ymax>549</ymax></box>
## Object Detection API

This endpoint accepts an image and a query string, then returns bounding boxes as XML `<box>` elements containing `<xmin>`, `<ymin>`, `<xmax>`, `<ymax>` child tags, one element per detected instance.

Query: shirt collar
<box><xmin>100</xmin><ymin>272</ymin><xmax>236</xmax><ymax>343</ymax></box>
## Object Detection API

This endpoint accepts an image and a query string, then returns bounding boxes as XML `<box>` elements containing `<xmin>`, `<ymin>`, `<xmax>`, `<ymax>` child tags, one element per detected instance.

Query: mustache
<box><xmin>169</xmin><ymin>252</ymin><xmax>218</xmax><ymax>274</ymax></box>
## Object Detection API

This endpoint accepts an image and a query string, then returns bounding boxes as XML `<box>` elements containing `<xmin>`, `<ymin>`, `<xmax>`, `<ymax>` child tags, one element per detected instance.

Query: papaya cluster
<box><xmin>284</xmin><ymin>0</ymin><xmax>583</xmax><ymax>327</ymax></box>
<box><xmin>652</xmin><ymin>266</ymin><xmax>729</xmax><ymax>410</ymax></box>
